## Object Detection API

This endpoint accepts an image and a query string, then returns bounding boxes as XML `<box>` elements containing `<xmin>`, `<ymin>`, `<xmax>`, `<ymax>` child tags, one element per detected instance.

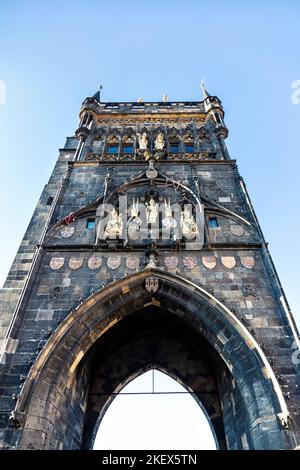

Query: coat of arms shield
<box><xmin>88</xmin><ymin>256</ymin><xmax>102</xmax><ymax>270</ymax></box>
<box><xmin>69</xmin><ymin>258</ymin><xmax>83</xmax><ymax>270</ymax></box>
<box><xmin>107</xmin><ymin>255</ymin><xmax>122</xmax><ymax>270</ymax></box>
<box><xmin>183</xmin><ymin>256</ymin><xmax>198</xmax><ymax>270</ymax></box>
<box><xmin>221</xmin><ymin>256</ymin><xmax>236</xmax><ymax>269</ymax></box>
<box><xmin>126</xmin><ymin>256</ymin><xmax>140</xmax><ymax>270</ymax></box>
<box><xmin>164</xmin><ymin>256</ymin><xmax>178</xmax><ymax>270</ymax></box>
<box><xmin>240</xmin><ymin>256</ymin><xmax>255</xmax><ymax>269</ymax></box>
<box><xmin>60</xmin><ymin>226</ymin><xmax>75</xmax><ymax>238</ymax></box>
<box><xmin>145</xmin><ymin>277</ymin><xmax>159</xmax><ymax>293</ymax></box>
<box><xmin>202</xmin><ymin>256</ymin><xmax>217</xmax><ymax>270</ymax></box>
<box><xmin>230</xmin><ymin>225</ymin><xmax>245</xmax><ymax>237</ymax></box>
<box><xmin>50</xmin><ymin>257</ymin><xmax>65</xmax><ymax>270</ymax></box>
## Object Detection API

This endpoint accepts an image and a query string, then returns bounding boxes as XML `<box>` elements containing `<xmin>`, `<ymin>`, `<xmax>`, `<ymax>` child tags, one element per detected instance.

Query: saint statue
<box><xmin>138</xmin><ymin>132</ymin><xmax>148</xmax><ymax>150</ymax></box>
<box><xmin>164</xmin><ymin>198</ymin><xmax>172</xmax><ymax>218</ymax></box>
<box><xmin>162</xmin><ymin>198</ymin><xmax>177</xmax><ymax>229</ymax></box>
<box><xmin>104</xmin><ymin>208</ymin><xmax>123</xmax><ymax>239</ymax></box>
<box><xmin>145</xmin><ymin>254</ymin><xmax>157</xmax><ymax>268</ymax></box>
<box><xmin>154</xmin><ymin>132</ymin><xmax>164</xmax><ymax>151</ymax></box>
<box><xmin>145</xmin><ymin>197</ymin><xmax>158</xmax><ymax>224</ymax></box>
<box><xmin>127</xmin><ymin>198</ymin><xmax>142</xmax><ymax>240</ymax></box>
<box><xmin>130</xmin><ymin>197</ymin><xmax>139</xmax><ymax>218</ymax></box>
<box><xmin>181</xmin><ymin>205</ymin><xmax>198</xmax><ymax>239</ymax></box>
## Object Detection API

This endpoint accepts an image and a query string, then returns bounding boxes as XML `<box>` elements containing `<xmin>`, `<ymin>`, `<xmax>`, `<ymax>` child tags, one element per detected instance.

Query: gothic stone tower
<box><xmin>0</xmin><ymin>87</ymin><xmax>299</xmax><ymax>450</ymax></box>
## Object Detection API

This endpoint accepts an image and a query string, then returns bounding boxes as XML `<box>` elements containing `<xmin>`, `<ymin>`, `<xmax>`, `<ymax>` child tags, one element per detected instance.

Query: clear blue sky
<box><xmin>95</xmin><ymin>370</ymin><xmax>216</xmax><ymax>450</ymax></box>
<box><xmin>0</xmin><ymin>0</ymin><xmax>299</xmax><ymax>449</ymax></box>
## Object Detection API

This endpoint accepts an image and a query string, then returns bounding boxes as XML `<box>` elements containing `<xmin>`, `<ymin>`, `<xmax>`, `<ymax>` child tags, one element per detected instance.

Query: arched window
<box><xmin>184</xmin><ymin>143</ymin><xmax>194</xmax><ymax>153</ymax></box>
<box><xmin>169</xmin><ymin>142</ymin><xmax>180</xmax><ymax>154</ymax></box>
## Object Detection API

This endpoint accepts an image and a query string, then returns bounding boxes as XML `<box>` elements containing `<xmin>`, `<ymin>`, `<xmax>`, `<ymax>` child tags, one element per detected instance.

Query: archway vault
<box><xmin>93</xmin><ymin>367</ymin><xmax>218</xmax><ymax>450</ymax></box>
<box><xmin>12</xmin><ymin>268</ymin><xmax>294</xmax><ymax>450</ymax></box>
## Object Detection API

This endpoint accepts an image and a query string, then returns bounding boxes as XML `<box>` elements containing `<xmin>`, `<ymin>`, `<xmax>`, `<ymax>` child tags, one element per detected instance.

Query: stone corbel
<box><xmin>9</xmin><ymin>410</ymin><xmax>26</xmax><ymax>428</ymax></box>
<box><xmin>277</xmin><ymin>411</ymin><xmax>291</xmax><ymax>429</ymax></box>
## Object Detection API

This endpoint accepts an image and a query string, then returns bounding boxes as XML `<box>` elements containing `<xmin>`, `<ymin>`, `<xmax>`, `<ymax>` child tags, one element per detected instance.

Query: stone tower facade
<box><xmin>0</xmin><ymin>87</ymin><xmax>299</xmax><ymax>450</ymax></box>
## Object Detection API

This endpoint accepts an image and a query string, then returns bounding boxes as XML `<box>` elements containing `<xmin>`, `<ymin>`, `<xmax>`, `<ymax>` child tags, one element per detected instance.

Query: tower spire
<box><xmin>200</xmin><ymin>78</ymin><xmax>210</xmax><ymax>99</ymax></box>
<box><xmin>93</xmin><ymin>84</ymin><xmax>103</xmax><ymax>102</ymax></box>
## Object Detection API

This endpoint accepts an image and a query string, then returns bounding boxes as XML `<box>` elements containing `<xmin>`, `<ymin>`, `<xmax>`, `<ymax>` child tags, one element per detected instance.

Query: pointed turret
<box><xmin>200</xmin><ymin>80</ymin><xmax>229</xmax><ymax>156</ymax></box>
<box><xmin>200</xmin><ymin>79</ymin><xmax>210</xmax><ymax>100</ymax></box>
<box><xmin>93</xmin><ymin>90</ymin><xmax>100</xmax><ymax>101</ymax></box>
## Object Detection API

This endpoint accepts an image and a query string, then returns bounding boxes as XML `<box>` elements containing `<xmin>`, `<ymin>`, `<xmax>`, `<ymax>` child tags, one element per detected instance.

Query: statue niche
<box><xmin>181</xmin><ymin>204</ymin><xmax>198</xmax><ymax>240</ymax></box>
<box><xmin>104</xmin><ymin>207</ymin><xmax>123</xmax><ymax>239</ymax></box>
<box><xmin>127</xmin><ymin>198</ymin><xmax>142</xmax><ymax>240</ymax></box>
<box><xmin>154</xmin><ymin>132</ymin><xmax>165</xmax><ymax>151</ymax></box>
<box><xmin>137</xmin><ymin>132</ymin><xmax>148</xmax><ymax>150</ymax></box>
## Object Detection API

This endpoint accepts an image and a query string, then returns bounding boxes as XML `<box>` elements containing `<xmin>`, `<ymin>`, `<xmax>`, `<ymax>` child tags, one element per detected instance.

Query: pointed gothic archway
<box><xmin>93</xmin><ymin>369</ymin><xmax>218</xmax><ymax>450</ymax></box>
<box><xmin>12</xmin><ymin>269</ymin><xmax>294</xmax><ymax>450</ymax></box>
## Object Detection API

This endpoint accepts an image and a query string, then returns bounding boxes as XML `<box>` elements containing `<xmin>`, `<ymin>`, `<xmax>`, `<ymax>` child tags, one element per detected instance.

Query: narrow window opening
<box><xmin>170</xmin><ymin>143</ymin><xmax>180</xmax><ymax>153</ymax></box>
<box><xmin>208</xmin><ymin>217</ymin><xmax>219</xmax><ymax>228</ymax></box>
<box><xmin>185</xmin><ymin>143</ymin><xmax>194</xmax><ymax>153</ymax></box>
<box><xmin>107</xmin><ymin>144</ymin><xmax>119</xmax><ymax>154</ymax></box>
<box><xmin>123</xmin><ymin>144</ymin><xmax>134</xmax><ymax>154</ymax></box>
<box><xmin>86</xmin><ymin>218</ymin><xmax>96</xmax><ymax>229</ymax></box>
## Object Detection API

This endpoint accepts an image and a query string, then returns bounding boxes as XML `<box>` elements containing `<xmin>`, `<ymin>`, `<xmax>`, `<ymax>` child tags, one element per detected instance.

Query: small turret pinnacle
<box><xmin>200</xmin><ymin>78</ymin><xmax>210</xmax><ymax>99</ymax></box>
<box><xmin>93</xmin><ymin>84</ymin><xmax>103</xmax><ymax>102</ymax></box>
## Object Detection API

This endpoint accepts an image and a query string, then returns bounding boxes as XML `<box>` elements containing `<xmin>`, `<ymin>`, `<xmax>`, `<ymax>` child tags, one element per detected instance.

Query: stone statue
<box><xmin>164</xmin><ymin>198</ymin><xmax>172</xmax><ymax>218</ymax></box>
<box><xmin>162</xmin><ymin>198</ymin><xmax>177</xmax><ymax>229</ymax></box>
<box><xmin>145</xmin><ymin>254</ymin><xmax>157</xmax><ymax>268</ymax></box>
<box><xmin>128</xmin><ymin>198</ymin><xmax>142</xmax><ymax>240</ymax></box>
<box><xmin>181</xmin><ymin>205</ymin><xmax>198</xmax><ymax>239</ymax></box>
<box><xmin>138</xmin><ymin>132</ymin><xmax>148</xmax><ymax>150</ymax></box>
<box><xmin>145</xmin><ymin>197</ymin><xmax>158</xmax><ymax>224</ymax></box>
<box><xmin>131</xmin><ymin>197</ymin><xmax>139</xmax><ymax>218</ymax></box>
<box><xmin>104</xmin><ymin>208</ymin><xmax>123</xmax><ymax>239</ymax></box>
<box><xmin>154</xmin><ymin>132</ymin><xmax>164</xmax><ymax>150</ymax></box>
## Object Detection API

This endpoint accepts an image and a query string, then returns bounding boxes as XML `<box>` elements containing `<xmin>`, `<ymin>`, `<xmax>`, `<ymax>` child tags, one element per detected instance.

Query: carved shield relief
<box><xmin>221</xmin><ymin>256</ymin><xmax>236</xmax><ymax>269</ymax></box>
<box><xmin>202</xmin><ymin>256</ymin><xmax>217</xmax><ymax>269</ymax></box>
<box><xmin>88</xmin><ymin>256</ymin><xmax>102</xmax><ymax>270</ymax></box>
<box><xmin>183</xmin><ymin>256</ymin><xmax>198</xmax><ymax>270</ymax></box>
<box><xmin>107</xmin><ymin>255</ymin><xmax>122</xmax><ymax>270</ymax></box>
<box><xmin>230</xmin><ymin>225</ymin><xmax>245</xmax><ymax>237</ymax></box>
<box><xmin>69</xmin><ymin>258</ymin><xmax>83</xmax><ymax>270</ymax></box>
<box><xmin>126</xmin><ymin>256</ymin><xmax>140</xmax><ymax>270</ymax></box>
<box><xmin>240</xmin><ymin>256</ymin><xmax>255</xmax><ymax>269</ymax></box>
<box><xmin>145</xmin><ymin>277</ymin><xmax>159</xmax><ymax>293</ymax></box>
<box><xmin>50</xmin><ymin>257</ymin><xmax>65</xmax><ymax>270</ymax></box>
<box><xmin>60</xmin><ymin>226</ymin><xmax>75</xmax><ymax>238</ymax></box>
<box><xmin>164</xmin><ymin>256</ymin><xmax>178</xmax><ymax>270</ymax></box>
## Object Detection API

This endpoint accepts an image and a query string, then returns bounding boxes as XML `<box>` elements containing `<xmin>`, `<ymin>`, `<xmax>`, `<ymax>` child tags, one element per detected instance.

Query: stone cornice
<box><xmin>68</xmin><ymin>159</ymin><xmax>237</xmax><ymax>168</ymax></box>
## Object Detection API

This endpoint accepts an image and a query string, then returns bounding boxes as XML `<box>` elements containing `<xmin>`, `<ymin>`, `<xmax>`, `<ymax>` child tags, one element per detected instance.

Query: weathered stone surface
<box><xmin>0</xmin><ymin>95</ymin><xmax>299</xmax><ymax>450</ymax></box>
